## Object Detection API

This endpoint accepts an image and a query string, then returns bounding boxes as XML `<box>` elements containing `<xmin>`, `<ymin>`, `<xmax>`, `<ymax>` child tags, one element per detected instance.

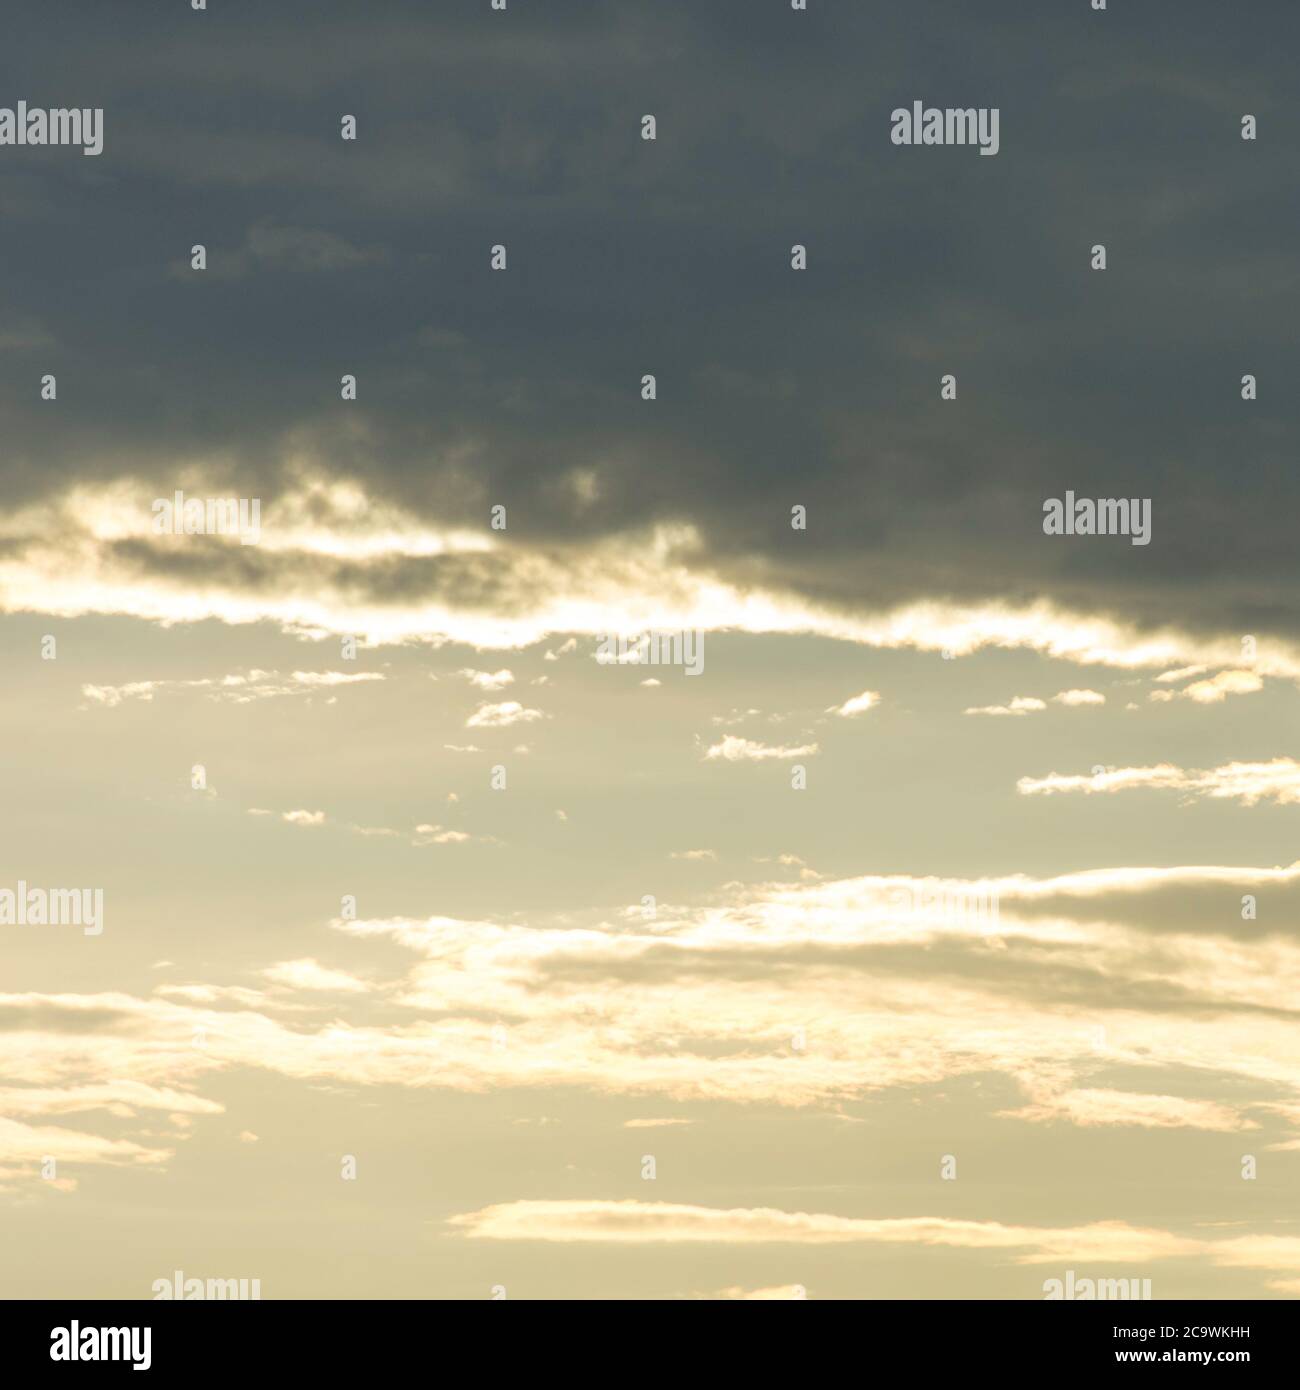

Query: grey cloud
<box><xmin>1</xmin><ymin>0</ymin><xmax>1296</xmax><ymax>648</ymax></box>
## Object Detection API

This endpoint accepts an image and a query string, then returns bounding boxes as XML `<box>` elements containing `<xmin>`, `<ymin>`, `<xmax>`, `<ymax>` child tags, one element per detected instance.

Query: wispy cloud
<box><xmin>446</xmin><ymin>1199</ymin><xmax>1200</xmax><ymax>1262</ymax></box>
<box><xmin>11</xmin><ymin>480</ymin><xmax>1300</xmax><ymax>677</ymax></box>
<box><xmin>827</xmin><ymin>689</ymin><xmax>880</xmax><ymax>718</ymax></box>
<box><xmin>703</xmin><ymin>736</ymin><xmax>818</xmax><ymax>762</ymax></box>
<box><xmin>82</xmin><ymin>669</ymin><xmax>383</xmax><ymax>708</ymax></box>
<box><xmin>263</xmin><ymin>959</ymin><xmax>370</xmax><ymax>994</ymax></box>
<box><xmin>1149</xmin><ymin>669</ymin><xmax>1263</xmax><ymax>704</ymax></box>
<box><xmin>1017</xmin><ymin>759</ymin><xmax>1300</xmax><ymax>805</ymax></box>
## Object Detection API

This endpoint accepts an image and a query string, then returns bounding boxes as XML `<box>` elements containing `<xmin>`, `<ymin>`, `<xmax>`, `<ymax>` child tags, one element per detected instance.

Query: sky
<box><xmin>1</xmin><ymin>0</ymin><xmax>1298</xmax><ymax>1300</ymax></box>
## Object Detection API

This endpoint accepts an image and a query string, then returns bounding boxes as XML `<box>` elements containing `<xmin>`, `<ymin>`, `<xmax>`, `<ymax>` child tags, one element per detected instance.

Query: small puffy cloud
<box><xmin>1149</xmin><ymin>669</ymin><xmax>1263</xmax><ymax>704</ymax></box>
<box><xmin>458</xmin><ymin>668</ymin><xmax>515</xmax><ymax>691</ymax></box>
<box><xmin>964</xmin><ymin>696</ymin><xmax>1047</xmax><ymax>717</ymax></box>
<box><xmin>641</xmin><ymin>678</ymin><xmax>662</xmax><ymax>688</ymax></box>
<box><xmin>704</xmin><ymin>736</ymin><xmax>818</xmax><ymax>762</ymax></box>
<box><xmin>81</xmin><ymin>680</ymin><xmax>162</xmax><ymax>707</ymax></box>
<box><xmin>624</xmin><ymin>1118</ymin><xmax>693</xmax><ymax>1129</ymax></box>
<box><xmin>281</xmin><ymin>809</ymin><xmax>326</xmax><ymax>827</ymax></box>
<box><xmin>413</xmin><ymin>824</ymin><xmax>471</xmax><ymax>845</ymax></box>
<box><xmin>671</xmin><ymin>849</ymin><xmax>717</xmax><ymax>862</ymax></box>
<box><xmin>466</xmin><ymin>700</ymin><xmax>544</xmax><ymax>729</ymax></box>
<box><xmin>827</xmin><ymin>689</ymin><xmax>880</xmax><ymax>718</ymax></box>
<box><xmin>1052</xmin><ymin>689</ymin><xmax>1105</xmax><ymax>706</ymax></box>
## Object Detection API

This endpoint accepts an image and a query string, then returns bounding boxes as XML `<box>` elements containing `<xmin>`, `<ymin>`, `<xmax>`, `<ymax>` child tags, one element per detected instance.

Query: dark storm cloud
<box><xmin>2</xmin><ymin>0</ymin><xmax>1297</xmax><ymax>641</ymax></box>
<box><xmin>103</xmin><ymin>533</ymin><xmax>590</xmax><ymax>613</ymax></box>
